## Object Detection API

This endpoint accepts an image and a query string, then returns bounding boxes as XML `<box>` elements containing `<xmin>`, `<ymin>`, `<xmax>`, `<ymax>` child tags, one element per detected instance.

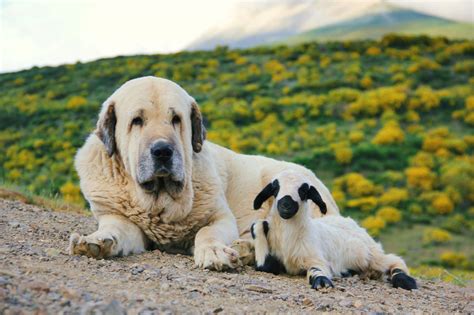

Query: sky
<box><xmin>0</xmin><ymin>0</ymin><xmax>472</xmax><ymax>73</ymax></box>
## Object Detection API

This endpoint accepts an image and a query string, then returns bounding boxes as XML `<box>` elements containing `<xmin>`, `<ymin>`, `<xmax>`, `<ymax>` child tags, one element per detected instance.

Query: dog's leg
<box><xmin>69</xmin><ymin>214</ymin><xmax>147</xmax><ymax>259</ymax></box>
<box><xmin>193</xmin><ymin>203</ymin><xmax>240</xmax><ymax>271</ymax></box>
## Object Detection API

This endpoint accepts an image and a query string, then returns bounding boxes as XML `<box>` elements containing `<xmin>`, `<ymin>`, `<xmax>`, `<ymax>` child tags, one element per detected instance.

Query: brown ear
<box><xmin>191</xmin><ymin>101</ymin><xmax>206</xmax><ymax>153</ymax></box>
<box><xmin>95</xmin><ymin>101</ymin><xmax>117</xmax><ymax>157</ymax></box>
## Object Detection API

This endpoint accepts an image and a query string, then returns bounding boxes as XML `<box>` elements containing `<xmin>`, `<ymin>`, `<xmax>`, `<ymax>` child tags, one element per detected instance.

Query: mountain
<box><xmin>284</xmin><ymin>8</ymin><xmax>474</xmax><ymax>44</ymax></box>
<box><xmin>187</xmin><ymin>0</ymin><xmax>385</xmax><ymax>50</ymax></box>
<box><xmin>187</xmin><ymin>0</ymin><xmax>473</xmax><ymax>50</ymax></box>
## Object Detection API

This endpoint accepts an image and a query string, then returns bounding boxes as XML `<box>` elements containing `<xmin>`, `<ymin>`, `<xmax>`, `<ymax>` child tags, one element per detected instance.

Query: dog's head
<box><xmin>95</xmin><ymin>77</ymin><xmax>205</xmax><ymax>198</ymax></box>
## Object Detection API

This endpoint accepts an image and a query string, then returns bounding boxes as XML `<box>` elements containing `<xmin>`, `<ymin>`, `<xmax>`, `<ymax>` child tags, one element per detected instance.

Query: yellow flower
<box><xmin>376</xmin><ymin>207</ymin><xmax>402</xmax><ymax>223</ymax></box>
<box><xmin>432</xmin><ymin>194</ymin><xmax>454</xmax><ymax>214</ymax></box>
<box><xmin>379</xmin><ymin>188</ymin><xmax>408</xmax><ymax>206</ymax></box>
<box><xmin>440</xmin><ymin>251</ymin><xmax>467</xmax><ymax>268</ymax></box>
<box><xmin>362</xmin><ymin>216</ymin><xmax>386</xmax><ymax>236</ymax></box>
<box><xmin>372</xmin><ymin>121</ymin><xmax>405</xmax><ymax>145</ymax></box>
<box><xmin>66</xmin><ymin>96</ymin><xmax>87</xmax><ymax>109</ymax></box>
<box><xmin>349</xmin><ymin>130</ymin><xmax>364</xmax><ymax>143</ymax></box>
<box><xmin>60</xmin><ymin>181</ymin><xmax>83</xmax><ymax>204</ymax></box>
<box><xmin>423</xmin><ymin>228</ymin><xmax>452</xmax><ymax>244</ymax></box>
<box><xmin>346</xmin><ymin>197</ymin><xmax>378</xmax><ymax>212</ymax></box>
<box><xmin>405</xmin><ymin>166</ymin><xmax>435</xmax><ymax>191</ymax></box>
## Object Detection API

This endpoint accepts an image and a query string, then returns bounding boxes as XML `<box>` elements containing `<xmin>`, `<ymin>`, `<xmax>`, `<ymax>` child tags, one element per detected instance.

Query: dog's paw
<box><xmin>391</xmin><ymin>270</ymin><xmax>417</xmax><ymax>290</ymax></box>
<box><xmin>68</xmin><ymin>232</ymin><xmax>116</xmax><ymax>259</ymax></box>
<box><xmin>231</xmin><ymin>239</ymin><xmax>255</xmax><ymax>266</ymax></box>
<box><xmin>194</xmin><ymin>242</ymin><xmax>240</xmax><ymax>271</ymax></box>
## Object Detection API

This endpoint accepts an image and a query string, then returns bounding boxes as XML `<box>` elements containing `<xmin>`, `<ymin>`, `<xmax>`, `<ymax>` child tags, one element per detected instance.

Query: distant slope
<box><xmin>188</xmin><ymin>0</ymin><xmax>473</xmax><ymax>50</ymax></box>
<box><xmin>285</xmin><ymin>8</ymin><xmax>474</xmax><ymax>44</ymax></box>
<box><xmin>187</xmin><ymin>0</ymin><xmax>384</xmax><ymax>50</ymax></box>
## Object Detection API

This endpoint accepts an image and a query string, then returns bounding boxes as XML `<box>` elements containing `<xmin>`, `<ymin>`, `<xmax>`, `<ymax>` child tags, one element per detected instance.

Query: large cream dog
<box><xmin>69</xmin><ymin>76</ymin><xmax>339</xmax><ymax>270</ymax></box>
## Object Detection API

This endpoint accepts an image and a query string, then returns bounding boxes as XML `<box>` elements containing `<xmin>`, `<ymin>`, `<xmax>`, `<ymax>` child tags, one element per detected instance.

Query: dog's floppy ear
<box><xmin>191</xmin><ymin>101</ymin><xmax>206</xmax><ymax>153</ymax></box>
<box><xmin>95</xmin><ymin>101</ymin><xmax>117</xmax><ymax>157</ymax></box>
<box><xmin>254</xmin><ymin>179</ymin><xmax>279</xmax><ymax>210</ymax></box>
<box><xmin>299</xmin><ymin>183</ymin><xmax>327</xmax><ymax>215</ymax></box>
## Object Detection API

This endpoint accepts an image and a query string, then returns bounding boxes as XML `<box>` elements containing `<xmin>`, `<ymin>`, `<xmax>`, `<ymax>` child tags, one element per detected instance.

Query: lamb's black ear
<box><xmin>191</xmin><ymin>101</ymin><xmax>206</xmax><ymax>153</ymax></box>
<box><xmin>95</xmin><ymin>101</ymin><xmax>117</xmax><ymax>157</ymax></box>
<box><xmin>300</xmin><ymin>183</ymin><xmax>327</xmax><ymax>215</ymax></box>
<box><xmin>254</xmin><ymin>180</ymin><xmax>279</xmax><ymax>210</ymax></box>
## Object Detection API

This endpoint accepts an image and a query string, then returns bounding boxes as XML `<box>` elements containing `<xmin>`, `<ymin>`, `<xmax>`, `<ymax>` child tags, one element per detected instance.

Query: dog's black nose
<box><xmin>151</xmin><ymin>141</ymin><xmax>173</xmax><ymax>162</ymax></box>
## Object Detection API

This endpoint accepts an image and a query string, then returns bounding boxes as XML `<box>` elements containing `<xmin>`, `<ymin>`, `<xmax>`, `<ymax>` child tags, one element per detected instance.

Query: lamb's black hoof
<box><xmin>392</xmin><ymin>271</ymin><xmax>417</xmax><ymax>290</ymax></box>
<box><xmin>309</xmin><ymin>275</ymin><xmax>334</xmax><ymax>290</ymax></box>
<box><xmin>256</xmin><ymin>254</ymin><xmax>286</xmax><ymax>275</ymax></box>
<box><xmin>341</xmin><ymin>269</ymin><xmax>358</xmax><ymax>278</ymax></box>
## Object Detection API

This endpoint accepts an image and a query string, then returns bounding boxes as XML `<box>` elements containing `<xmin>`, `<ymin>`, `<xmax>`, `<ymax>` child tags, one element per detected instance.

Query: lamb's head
<box><xmin>253</xmin><ymin>170</ymin><xmax>327</xmax><ymax>219</ymax></box>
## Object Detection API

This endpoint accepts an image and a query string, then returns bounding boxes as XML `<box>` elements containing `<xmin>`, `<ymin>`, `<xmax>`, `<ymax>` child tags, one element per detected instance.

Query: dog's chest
<box><xmin>124</xmin><ymin>205</ymin><xmax>211</xmax><ymax>249</ymax></box>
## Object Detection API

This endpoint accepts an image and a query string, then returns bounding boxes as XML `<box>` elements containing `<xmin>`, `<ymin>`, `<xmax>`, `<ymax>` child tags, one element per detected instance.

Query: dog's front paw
<box><xmin>194</xmin><ymin>242</ymin><xmax>240</xmax><ymax>271</ymax></box>
<box><xmin>68</xmin><ymin>232</ymin><xmax>116</xmax><ymax>259</ymax></box>
<box><xmin>231</xmin><ymin>238</ymin><xmax>255</xmax><ymax>266</ymax></box>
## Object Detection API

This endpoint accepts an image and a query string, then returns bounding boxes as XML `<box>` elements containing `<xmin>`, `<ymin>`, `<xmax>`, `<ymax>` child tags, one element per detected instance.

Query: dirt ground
<box><xmin>0</xmin><ymin>199</ymin><xmax>472</xmax><ymax>314</ymax></box>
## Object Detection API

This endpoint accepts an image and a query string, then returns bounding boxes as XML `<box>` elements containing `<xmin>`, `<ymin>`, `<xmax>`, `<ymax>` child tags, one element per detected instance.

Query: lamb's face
<box><xmin>253</xmin><ymin>170</ymin><xmax>328</xmax><ymax>220</ymax></box>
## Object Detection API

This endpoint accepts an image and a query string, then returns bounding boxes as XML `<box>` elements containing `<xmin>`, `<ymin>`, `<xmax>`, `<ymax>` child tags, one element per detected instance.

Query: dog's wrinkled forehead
<box><xmin>273</xmin><ymin>170</ymin><xmax>308</xmax><ymax>202</ymax></box>
<box><xmin>105</xmin><ymin>76</ymin><xmax>194</xmax><ymax>116</ymax></box>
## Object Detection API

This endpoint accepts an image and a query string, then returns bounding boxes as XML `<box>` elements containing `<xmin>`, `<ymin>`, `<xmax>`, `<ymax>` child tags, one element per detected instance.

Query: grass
<box><xmin>0</xmin><ymin>183</ymin><xmax>89</xmax><ymax>215</ymax></box>
<box><xmin>410</xmin><ymin>265</ymin><xmax>474</xmax><ymax>287</ymax></box>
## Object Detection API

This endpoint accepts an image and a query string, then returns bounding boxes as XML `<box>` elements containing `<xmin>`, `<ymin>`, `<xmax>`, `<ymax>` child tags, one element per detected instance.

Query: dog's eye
<box><xmin>131</xmin><ymin>117</ymin><xmax>143</xmax><ymax>127</ymax></box>
<box><xmin>172</xmin><ymin>115</ymin><xmax>181</xmax><ymax>126</ymax></box>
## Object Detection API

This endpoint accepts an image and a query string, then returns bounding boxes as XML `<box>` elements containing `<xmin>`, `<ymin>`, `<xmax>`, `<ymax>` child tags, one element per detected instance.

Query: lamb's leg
<box><xmin>69</xmin><ymin>214</ymin><xmax>148</xmax><ymax>259</ymax></box>
<box><xmin>369</xmin><ymin>245</ymin><xmax>417</xmax><ymax>290</ymax></box>
<box><xmin>304</xmin><ymin>258</ymin><xmax>334</xmax><ymax>290</ymax></box>
<box><xmin>250</xmin><ymin>220</ymin><xmax>285</xmax><ymax>275</ymax></box>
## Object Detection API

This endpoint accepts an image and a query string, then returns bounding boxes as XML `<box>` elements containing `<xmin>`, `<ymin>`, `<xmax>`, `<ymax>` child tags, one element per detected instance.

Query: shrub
<box><xmin>431</xmin><ymin>193</ymin><xmax>454</xmax><ymax>215</ymax></box>
<box><xmin>66</xmin><ymin>96</ymin><xmax>87</xmax><ymax>109</ymax></box>
<box><xmin>440</xmin><ymin>251</ymin><xmax>467</xmax><ymax>268</ymax></box>
<box><xmin>379</xmin><ymin>188</ymin><xmax>408</xmax><ymax>206</ymax></box>
<box><xmin>376</xmin><ymin>206</ymin><xmax>402</xmax><ymax>223</ymax></box>
<box><xmin>372</xmin><ymin>121</ymin><xmax>405</xmax><ymax>145</ymax></box>
<box><xmin>362</xmin><ymin>216</ymin><xmax>386</xmax><ymax>236</ymax></box>
<box><xmin>405</xmin><ymin>166</ymin><xmax>435</xmax><ymax>191</ymax></box>
<box><xmin>60</xmin><ymin>181</ymin><xmax>83</xmax><ymax>204</ymax></box>
<box><xmin>346</xmin><ymin>196</ymin><xmax>378</xmax><ymax>212</ymax></box>
<box><xmin>423</xmin><ymin>228</ymin><xmax>452</xmax><ymax>244</ymax></box>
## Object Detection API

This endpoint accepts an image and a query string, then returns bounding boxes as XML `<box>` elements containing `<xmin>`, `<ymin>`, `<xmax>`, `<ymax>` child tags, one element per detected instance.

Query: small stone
<box><xmin>303</xmin><ymin>298</ymin><xmax>313</xmax><ymax>306</ymax></box>
<box><xmin>45</xmin><ymin>248</ymin><xmax>61</xmax><ymax>257</ymax></box>
<box><xmin>245</xmin><ymin>285</ymin><xmax>273</xmax><ymax>293</ymax></box>
<box><xmin>25</xmin><ymin>281</ymin><xmax>50</xmax><ymax>292</ymax></box>
<box><xmin>213</xmin><ymin>306</ymin><xmax>223</xmax><ymax>313</ymax></box>
<box><xmin>353</xmin><ymin>300</ymin><xmax>363</xmax><ymax>308</ymax></box>
<box><xmin>339</xmin><ymin>299</ymin><xmax>353</xmax><ymax>307</ymax></box>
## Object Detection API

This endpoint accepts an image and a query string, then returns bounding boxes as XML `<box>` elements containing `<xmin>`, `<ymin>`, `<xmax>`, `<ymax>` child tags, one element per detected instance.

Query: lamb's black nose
<box><xmin>277</xmin><ymin>195</ymin><xmax>299</xmax><ymax>219</ymax></box>
<box><xmin>151</xmin><ymin>141</ymin><xmax>173</xmax><ymax>162</ymax></box>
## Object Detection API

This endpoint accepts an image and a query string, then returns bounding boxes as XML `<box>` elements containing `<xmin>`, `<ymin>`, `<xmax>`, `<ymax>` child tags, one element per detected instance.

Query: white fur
<box><xmin>253</xmin><ymin>170</ymin><xmax>409</xmax><ymax>284</ymax></box>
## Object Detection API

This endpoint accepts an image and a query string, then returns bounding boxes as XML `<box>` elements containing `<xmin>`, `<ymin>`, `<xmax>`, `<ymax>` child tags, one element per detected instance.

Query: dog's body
<box><xmin>69</xmin><ymin>77</ymin><xmax>339</xmax><ymax>270</ymax></box>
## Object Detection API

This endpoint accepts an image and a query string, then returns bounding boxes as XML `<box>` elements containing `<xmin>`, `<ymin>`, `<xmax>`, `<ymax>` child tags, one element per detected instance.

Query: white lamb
<box><xmin>251</xmin><ymin>170</ymin><xmax>417</xmax><ymax>290</ymax></box>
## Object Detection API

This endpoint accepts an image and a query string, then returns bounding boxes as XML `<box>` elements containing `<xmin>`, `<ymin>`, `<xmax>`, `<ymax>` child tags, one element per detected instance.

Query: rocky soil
<box><xmin>0</xmin><ymin>199</ymin><xmax>472</xmax><ymax>314</ymax></box>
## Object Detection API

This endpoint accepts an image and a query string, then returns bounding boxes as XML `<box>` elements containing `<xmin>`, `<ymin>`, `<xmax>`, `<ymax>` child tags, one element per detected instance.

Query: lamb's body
<box><xmin>251</xmin><ymin>170</ymin><xmax>417</xmax><ymax>290</ymax></box>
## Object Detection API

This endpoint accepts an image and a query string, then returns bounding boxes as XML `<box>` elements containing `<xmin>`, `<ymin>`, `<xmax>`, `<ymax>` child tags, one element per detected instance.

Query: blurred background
<box><xmin>0</xmin><ymin>0</ymin><xmax>473</xmax><ymax>284</ymax></box>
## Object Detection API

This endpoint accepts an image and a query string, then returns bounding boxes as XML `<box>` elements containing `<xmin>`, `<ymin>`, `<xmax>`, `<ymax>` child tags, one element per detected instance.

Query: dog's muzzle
<box><xmin>150</xmin><ymin>140</ymin><xmax>174</xmax><ymax>176</ymax></box>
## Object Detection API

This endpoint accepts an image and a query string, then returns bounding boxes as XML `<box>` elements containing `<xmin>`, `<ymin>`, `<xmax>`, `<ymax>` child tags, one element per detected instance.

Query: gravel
<box><xmin>0</xmin><ymin>199</ymin><xmax>472</xmax><ymax>314</ymax></box>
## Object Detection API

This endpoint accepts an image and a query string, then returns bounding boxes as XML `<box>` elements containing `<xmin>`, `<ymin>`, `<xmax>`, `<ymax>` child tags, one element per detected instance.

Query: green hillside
<box><xmin>0</xmin><ymin>35</ymin><xmax>473</xmax><ymax>276</ymax></box>
<box><xmin>285</xmin><ymin>9</ymin><xmax>474</xmax><ymax>44</ymax></box>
